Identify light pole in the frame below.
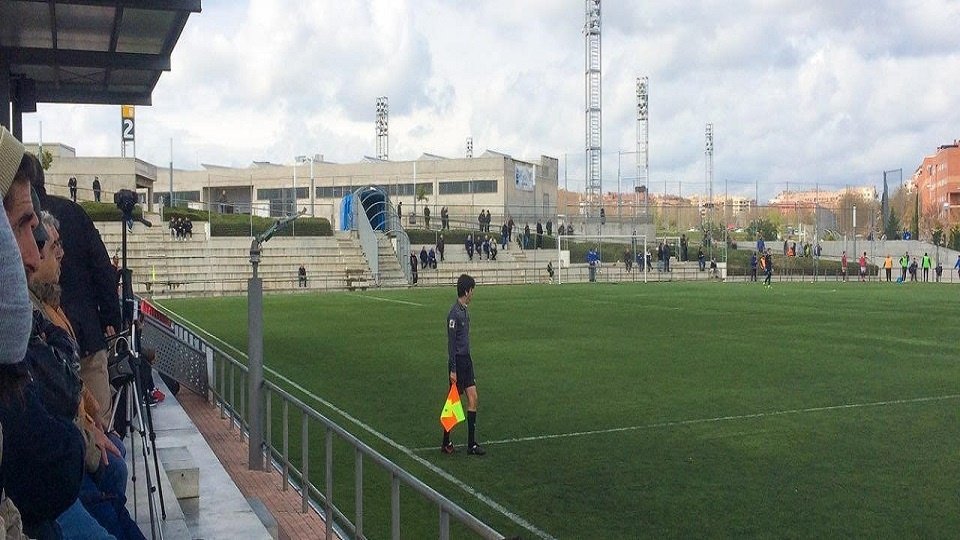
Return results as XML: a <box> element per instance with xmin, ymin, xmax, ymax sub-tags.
<box><xmin>852</xmin><ymin>204</ymin><xmax>857</xmax><ymax>266</ymax></box>
<box><xmin>296</xmin><ymin>154</ymin><xmax>318</xmax><ymax>224</ymax></box>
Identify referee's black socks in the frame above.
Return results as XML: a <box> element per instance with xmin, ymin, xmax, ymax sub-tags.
<box><xmin>442</xmin><ymin>430</ymin><xmax>450</xmax><ymax>447</ymax></box>
<box><xmin>468</xmin><ymin>411</ymin><xmax>477</xmax><ymax>446</ymax></box>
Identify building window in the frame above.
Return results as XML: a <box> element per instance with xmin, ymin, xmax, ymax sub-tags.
<box><xmin>439</xmin><ymin>180</ymin><xmax>498</xmax><ymax>195</ymax></box>
<box><xmin>257</xmin><ymin>187</ymin><xmax>306</xmax><ymax>200</ymax></box>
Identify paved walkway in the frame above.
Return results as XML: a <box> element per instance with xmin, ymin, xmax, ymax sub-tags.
<box><xmin>177</xmin><ymin>391</ymin><xmax>335</xmax><ymax>540</ymax></box>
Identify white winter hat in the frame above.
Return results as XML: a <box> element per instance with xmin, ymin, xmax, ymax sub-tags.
<box><xmin>0</xmin><ymin>127</ymin><xmax>26</xmax><ymax>199</ymax></box>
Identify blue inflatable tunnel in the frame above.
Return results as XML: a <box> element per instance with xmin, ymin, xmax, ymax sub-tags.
<box><xmin>356</xmin><ymin>186</ymin><xmax>389</xmax><ymax>231</ymax></box>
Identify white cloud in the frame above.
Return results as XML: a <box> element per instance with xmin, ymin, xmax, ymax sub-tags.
<box><xmin>19</xmin><ymin>0</ymin><xmax>960</xmax><ymax>201</ymax></box>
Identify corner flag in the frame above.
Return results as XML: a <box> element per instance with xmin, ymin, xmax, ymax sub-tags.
<box><xmin>440</xmin><ymin>384</ymin><xmax>465</xmax><ymax>432</ymax></box>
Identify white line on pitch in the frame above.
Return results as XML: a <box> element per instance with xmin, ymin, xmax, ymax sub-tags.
<box><xmin>354</xmin><ymin>294</ymin><xmax>424</xmax><ymax>306</ymax></box>
<box><xmin>412</xmin><ymin>394</ymin><xmax>960</xmax><ymax>452</ymax></box>
<box><xmin>154</xmin><ymin>302</ymin><xmax>553</xmax><ymax>540</ymax></box>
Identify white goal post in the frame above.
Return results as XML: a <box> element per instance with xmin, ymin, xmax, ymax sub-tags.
<box><xmin>556</xmin><ymin>231</ymin><xmax>650</xmax><ymax>284</ymax></box>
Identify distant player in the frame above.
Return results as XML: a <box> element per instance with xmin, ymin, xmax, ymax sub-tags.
<box><xmin>763</xmin><ymin>250</ymin><xmax>773</xmax><ymax>287</ymax></box>
<box><xmin>442</xmin><ymin>274</ymin><xmax>485</xmax><ymax>456</ymax></box>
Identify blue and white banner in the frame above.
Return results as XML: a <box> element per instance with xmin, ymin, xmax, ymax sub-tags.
<box><xmin>515</xmin><ymin>163</ymin><xmax>535</xmax><ymax>192</ymax></box>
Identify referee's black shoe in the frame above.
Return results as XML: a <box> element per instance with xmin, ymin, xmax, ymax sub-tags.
<box><xmin>468</xmin><ymin>443</ymin><xmax>486</xmax><ymax>456</ymax></box>
<box><xmin>441</xmin><ymin>443</ymin><xmax>456</xmax><ymax>455</ymax></box>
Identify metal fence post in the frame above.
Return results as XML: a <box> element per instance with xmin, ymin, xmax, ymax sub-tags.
<box><xmin>325</xmin><ymin>428</ymin><xmax>333</xmax><ymax>540</ymax></box>
<box><xmin>391</xmin><ymin>474</ymin><xmax>400</xmax><ymax>540</ymax></box>
<box><xmin>355</xmin><ymin>449</ymin><xmax>363</xmax><ymax>539</ymax></box>
<box><xmin>302</xmin><ymin>412</ymin><xmax>310</xmax><ymax>513</ymax></box>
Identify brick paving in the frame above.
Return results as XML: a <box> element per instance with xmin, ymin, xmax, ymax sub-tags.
<box><xmin>177</xmin><ymin>391</ymin><xmax>335</xmax><ymax>540</ymax></box>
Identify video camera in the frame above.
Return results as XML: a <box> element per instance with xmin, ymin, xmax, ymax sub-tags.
<box><xmin>114</xmin><ymin>188</ymin><xmax>138</xmax><ymax>216</ymax></box>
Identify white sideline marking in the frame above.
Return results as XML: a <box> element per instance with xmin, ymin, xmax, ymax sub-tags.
<box><xmin>154</xmin><ymin>302</ymin><xmax>554</xmax><ymax>540</ymax></box>
<box><xmin>412</xmin><ymin>394</ymin><xmax>960</xmax><ymax>451</ymax></box>
<box><xmin>354</xmin><ymin>294</ymin><xmax>424</xmax><ymax>307</ymax></box>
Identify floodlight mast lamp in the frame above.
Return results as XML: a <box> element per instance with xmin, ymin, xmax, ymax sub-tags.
<box><xmin>637</xmin><ymin>76</ymin><xmax>649</xmax><ymax>217</ymax></box>
<box><xmin>584</xmin><ymin>0</ymin><xmax>602</xmax><ymax>227</ymax></box>
<box><xmin>376</xmin><ymin>96</ymin><xmax>389</xmax><ymax>160</ymax></box>
<box><xmin>247</xmin><ymin>211</ymin><xmax>305</xmax><ymax>471</ymax></box>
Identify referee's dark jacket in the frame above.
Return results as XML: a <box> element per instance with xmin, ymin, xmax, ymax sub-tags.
<box><xmin>37</xmin><ymin>188</ymin><xmax>122</xmax><ymax>357</ymax></box>
<box><xmin>447</xmin><ymin>301</ymin><xmax>470</xmax><ymax>372</ymax></box>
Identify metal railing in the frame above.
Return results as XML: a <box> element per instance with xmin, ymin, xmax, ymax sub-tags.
<box><xmin>142</xmin><ymin>301</ymin><xmax>504</xmax><ymax>539</ymax></box>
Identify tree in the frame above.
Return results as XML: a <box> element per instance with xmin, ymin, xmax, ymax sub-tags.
<box><xmin>884</xmin><ymin>208</ymin><xmax>901</xmax><ymax>240</ymax></box>
<box><xmin>949</xmin><ymin>225</ymin><xmax>960</xmax><ymax>251</ymax></box>
<box><xmin>910</xmin><ymin>191</ymin><xmax>920</xmax><ymax>240</ymax></box>
<box><xmin>747</xmin><ymin>217</ymin><xmax>778</xmax><ymax>241</ymax></box>
<box><xmin>39</xmin><ymin>149</ymin><xmax>53</xmax><ymax>170</ymax></box>
<box><xmin>415</xmin><ymin>185</ymin><xmax>428</xmax><ymax>204</ymax></box>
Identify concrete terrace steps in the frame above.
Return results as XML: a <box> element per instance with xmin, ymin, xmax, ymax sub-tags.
<box><xmin>94</xmin><ymin>220</ymin><xmax>377</xmax><ymax>296</ymax></box>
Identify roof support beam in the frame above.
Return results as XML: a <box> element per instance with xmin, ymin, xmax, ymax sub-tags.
<box><xmin>2</xmin><ymin>47</ymin><xmax>171</xmax><ymax>71</ymax></box>
<box><xmin>35</xmin><ymin>85</ymin><xmax>151</xmax><ymax>105</ymax></box>
<box><xmin>17</xmin><ymin>0</ymin><xmax>201</xmax><ymax>12</ymax></box>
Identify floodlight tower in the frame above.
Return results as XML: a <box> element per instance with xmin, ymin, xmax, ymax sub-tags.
<box><xmin>466</xmin><ymin>137</ymin><xmax>473</xmax><ymax>158</ymax></box>
<box><xmin>584</xmin><ymin>0</ymin><xmax>602</xmax><ymax>221</ymax></box>
<box><xmin>637</xmin><ymin>76</ymin><xmax>649</xmax><ymax>216</ymax></box>
<box><xmin>376</xmin><ymin>96</ymin><xmax>389</xmax><ymax>160</ymax></box>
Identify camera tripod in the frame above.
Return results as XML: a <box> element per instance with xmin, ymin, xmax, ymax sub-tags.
<box><xmin>111</xmin><ymin>190</ymin><xmax>166</xmax><ymax>539</ymax></box>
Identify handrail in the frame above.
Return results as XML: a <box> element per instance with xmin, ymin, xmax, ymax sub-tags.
<box><xmin>143</xmin><ymin>300</ymin><xmax>504</xmax><ymax>539</ymax></box>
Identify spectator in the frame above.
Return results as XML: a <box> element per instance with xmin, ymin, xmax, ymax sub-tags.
<box><xmin>32</xmin><ymin>154</ymin><xmax>122</xmax><ymax>428</ymax></box>
<box><xmin>698</xmin><ymin>247</ymin><xmax>705</xmax><ymax>271</ymax></box>
<box><xmin>566</xmin><ymin>223</ymin><xmax>573</xmax><ymax>236</ymax></box>
<box><xmin>397</xmin><ymin>201</ymin><xmax>402</xmax><ymax>223</ymax></box>
<box><xmin>546</xmin><ymin>219</ymin><xmax>552</xmax><ymax>236</ymax></box>
<box><xmin>184</xmin><ymin>217</ymin><xmax>193</xmax><ymax>239</ymax></box>
<box><xmin>420</xmin><ymin>246</ymin><xmax>428</xmax><ymax>269</ymax></box>
<box><xmin>536</xmin><ymin>220</ymin><xmax>543</xmax><ymax>249</ymax></box>
<box><xmin>523</xmin><ymin>223</ymin><xmax>531</xmax><ymax>250</ymax></box>
<box><xmin>1</xmin><ymin>141</ymin><xmax>89</xmax><ymax>538</ymax></box>
<box><xmin>680</xmin><ymin>234</ymin><xmax>688</xmax><ymax>261</ymax></box>
<box><xmin>547</xmin><ymin>260</ymin><xmax>554</xmax><ymax>282</ymax></box>
<box><xmin>709</xmin><ymin>257</ymin><xmax>719</xmax><ymax>278</ymax></box>
<box><xmin>68</xmin><ymin>176</ymin><xmax>78</xmax><ymax>202</ymax></box>
<box><xmin>750</xmin><ymin>252</ymin><xmax>758</xmax><ymax>281</ymax></box>
<box><xmin>437</xmin><ymin>234</ymin><xmax>445</xmax><ymax>262</ymax></box>
<box><xmin>482</xmin><ymin>236</ymin><xmax>490</xmax><ymax>260</ymax></box>
<box><xmin>490</xmin><ymin>241</ymin><xmax>497</xmax><ymax>261</ymax></box>
<box><xmin>623</xmin><ymin>248</ymin><xmax>632</xmax><ymax>272</ymax></box>
<box><xmin>92</xmin><ymin>176</ymin><xmax>102</xmax><ymax>202</ymax></box>
<box><xmin>428</xmin><ymin>248</ymin><xmax>437</xmax><ymax>269</ymax></box>
<box><xmin>298</xmin><ymin>264</ymin><xmax>307</xmax><ymax>287</ymax></box>
<box><xmin>909</xmin><ymin>257</ymin><xmax>918</xmax><ymax>281</ymax></box>
<box><xmin>954</xmin><ymin>255</ymin><xmax>960</xmax><ymax>280</ymax></box>
<box><xmin>424</xmin><ymin>206</ymin><xmax>431</xmax><ymax>228</ymax></box>
<box><xmin>500</xmin><ymin>223</ymin><xmax>509</xmax><ymax>250</ymax></box>
<box><xmin>465</xmin><ymin>234</ymin><xmax>474</xmax><ymax>261</ymax></box>
<box><xmin>662</xmin><ymin>241</ymin><xmax>671</xmax><ymax>272</ymax></box>
<box><xmin>30</xmin><ymin>211</ymin><xmax>142</xmax><ymax>539</ymax></box>
<box><xmin>440</xmin><ymin>206</ymin><xmax>449</xmax><ymax>229</ymax></box>
<box><xmin>936</xmin><ymin>261</ymin><xmax>943</xmax><ymax>282</ymax></box>
<box><xmin>477</xmin><ymin>210</ymin><xmax>484</xmax><ymax>232</ymax></box>
<box><xmin>409</xmin><ymin>252</ymin><xmax>418</xmax><ymax>284</ymax></box>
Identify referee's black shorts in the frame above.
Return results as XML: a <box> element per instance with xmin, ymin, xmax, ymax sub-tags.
<box><xmin>453</xmin><ymin>354</ymin><xmax>476</xmax><ymax>394</ymax></box>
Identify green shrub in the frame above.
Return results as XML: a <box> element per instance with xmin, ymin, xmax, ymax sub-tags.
<box><xmin>80</xmin><ymin>201</ymin><xmax>142</xmax><ymax>221</ymax></box>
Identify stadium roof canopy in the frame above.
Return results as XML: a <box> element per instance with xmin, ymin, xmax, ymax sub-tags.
<box><xmin>0</xmin><ymin>0</ymin><xmax>201</xmax><ymax>130</ymax></box>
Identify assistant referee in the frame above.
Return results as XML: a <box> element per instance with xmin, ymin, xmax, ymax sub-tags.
<box><xmin>442</xmin><ymin>274</ymin><xmax>485</xmax><ymax>456</ymax></box>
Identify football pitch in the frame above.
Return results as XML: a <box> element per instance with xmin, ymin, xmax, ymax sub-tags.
<box><xmin>160</xmin><ymin>281</ymin><xmax>960</xmax><ymax>538</ymax></box>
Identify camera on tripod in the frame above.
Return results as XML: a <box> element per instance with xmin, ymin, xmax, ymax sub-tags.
<box><xmin>114</xmin><ymin>188</ymin><xmax>138</xmax><ymax>216</ymax></box>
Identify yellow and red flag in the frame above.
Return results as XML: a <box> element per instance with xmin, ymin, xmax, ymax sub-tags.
<box><xmin>440</xmin><ymin>384</ymin><xmax>465</xmax><ymax>432</ymax></box>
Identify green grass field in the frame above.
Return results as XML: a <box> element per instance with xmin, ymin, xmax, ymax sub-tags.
<box><xmin>160</xmin><ymin>282</ymin><xmax>960</xmax><ymax>538</ymax></box>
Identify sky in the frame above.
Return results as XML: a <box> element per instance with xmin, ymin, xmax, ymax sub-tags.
<box><xmin>19</xmin><ymin>0</ymin><xmax>960</xmax><ymax>202</ymax></box>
